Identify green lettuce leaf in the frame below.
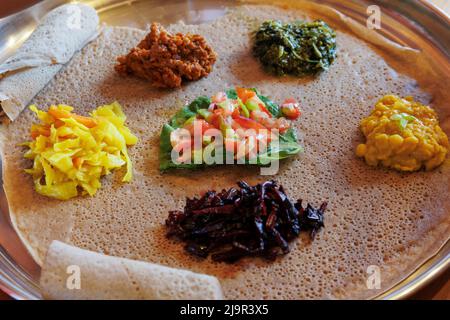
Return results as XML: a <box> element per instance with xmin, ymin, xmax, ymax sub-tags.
<box><xmin>169</xmin><ymin>96</ymin><xmax>211</xmax><ymax>128</ymax></box>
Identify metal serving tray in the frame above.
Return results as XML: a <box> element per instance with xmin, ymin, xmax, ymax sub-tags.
<box><xmin>0</xmin><ymin>0</ymin><xmax>448</xmax><ymax>300</ymax></box>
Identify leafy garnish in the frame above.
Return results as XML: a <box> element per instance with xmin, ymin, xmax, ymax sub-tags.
<box><xmin>170</xmin><ymin>96</ymin><xmax>211</xmax><ymax>128</ymax></box>
<box><xmin>390</xmin><ymin>113</ymin><xmax>418</xmax><ymax>130</ymax></box>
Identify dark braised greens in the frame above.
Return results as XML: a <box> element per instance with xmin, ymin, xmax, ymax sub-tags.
<box><xmin>253</xmin><ymin>20</ymin><xmax>337</xmax><ymax>76</ymax></box>
<box><xmin>166</xmin><ymin>180</ymin><xmax>327</xmax><ymax>263</ymax></box>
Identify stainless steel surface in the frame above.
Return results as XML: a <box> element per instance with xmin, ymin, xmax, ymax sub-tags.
<box><xmin>0</xmin><ymin>0</ymin><xmax>448</xmax><ymax>300</ymax></box>
<box><xmin>377</xmin><ymin>239</ymin><xmax>449</xmax><ymax>299</ymax></box>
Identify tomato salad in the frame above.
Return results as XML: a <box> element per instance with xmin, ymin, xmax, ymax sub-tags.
<box><xmin>159</xmin><ymin>87</ymin><xmax>303</xmax><ymax>169</ymax></box>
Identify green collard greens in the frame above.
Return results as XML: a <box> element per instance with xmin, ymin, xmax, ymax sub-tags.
<box><xmin>253</xmin><ymin>20</ymin><xmax>337</xmax><ymax>76</ymax></box>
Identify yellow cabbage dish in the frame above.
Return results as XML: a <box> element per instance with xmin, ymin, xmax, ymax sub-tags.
<box><xmin>356</xmin><ymin>95</ymin><xmax>449</xmax><ymax>172</ymax></box>
<box><xmin>23</xmin><ymin>102</ymin><xmax>138</xmax><ymax>200</ymax></box>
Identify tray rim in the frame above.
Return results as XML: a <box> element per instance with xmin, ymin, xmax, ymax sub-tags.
<box><xmin>0</xmin><ymin>0</ymin><xmax>449</xmax><ymax>300</ymax></box>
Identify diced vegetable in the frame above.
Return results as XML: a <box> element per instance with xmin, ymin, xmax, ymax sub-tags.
<box><xmin>245</xmin><ymin>98</ymin><xmax>259</xmax><ymax>111</ymax></box>
<box><xmin>159</xmin><ymin>88</ymin><xmax>303</xmax><ymax>170</ymax></box>
<box><xmin>237</xmin><ymin>98</ymin><xmax>250</xmax><ymax>118</ymax></box>
<box><xmin>24</xmin><ymin>102</ymin><xmax>138</xmax><ymax>200</ymax></box>
<box><xmin>211</xmin><ymin>91</ymin><xmax>227</xmax><ymax>103</ymax></box>
<box><xmin>236</xmin><ymin>87</ymin><xmax>256</xmax><ymax>103</ymax></box>
<box><xmin>258</xmin><ymin>101</ymin><xmax>273</xmax><ymax>117</ymax></box>
<box><xmin>197</xmin><ymin>109</ymin><xmax>211</xmax><ymax>119</ymax></box>
<box><xmin>281</xmin><ymin>99</ymin><xmax>301</xmax><ymax>120</ymax></box>
<box><xmin>233</xmin><ymin>116</ymin><xmax>267</xmax><ymax>131</ymax></box>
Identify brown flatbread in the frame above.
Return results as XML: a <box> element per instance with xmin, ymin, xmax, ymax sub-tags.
<box><xmin>1</xmin><ymin>4</ymin><xmax>449</xmax><ymax>299</ymax></box>
<box><xmin>40</xmin><ymin>241</ymin><xmax>223</xmax><ymax>300</ymax></box>
<box><xmin>0</xmin><ymin>3</ymin><xmax>99</xmax><ymax>121</ymax></box>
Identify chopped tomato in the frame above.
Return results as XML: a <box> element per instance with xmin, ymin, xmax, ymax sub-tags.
<box><xmin>236</xmin><ymin>87</ymin><xmax>256</xmax><ymax>103</ymax></box>
<box><xmin>283</xmin><ymin>98</ymin><xmax>297</xmax><ymax>104</ymax></box>
<box><xmin>208</xmin><ymin>115</ymin><xmax>219</xmax><ymax>129</ymax></box>
<box><xmin>206</xmin><ymin>110</ymin><xmax>220</xmax><ymax>128</ymax></box>
<box><xmin>212</xmin><ymin>91</ymin><xmax>227</xmax><ymax>103</ymax></box>
<box><xmin>283</xmin><ymin>108</ymin><xmax>300</xmax><ymax>120</ymax></box>
<box><xmin>206</xmin><ymin>107</ymin><xmax>227</xmax><ymax>124</ymax></box>
<box><xmin>234</xmin><ymin>136</ymin><xmax>259</xmax><ymax>160</ymax></box>
<box><xmin>184</xmin><ymin>119</ymin><xmax>215</xmax><ymax>135</ymax></box>
<box><xmin>201</xmin><ymin>120</ymin><xmax>215</xmax><ymax>133</ymax></box>
<box><xmin>281</xmin><ymin>99</ymin><xmax>301</xmax><ymax>120</ymax></box>
<box><xmin>224</xmin><ymin>138</ymin><xmax>238</xmax><ymax>154</ymax></box>
<box><xmin>233</xmin><ymin>116</ymin><xmax>267</xmax><ymax>131</ymax></box>
<box><xmin>258</xmin><ymin>103</ymin><xmax>272</xmax><ymax>117</ymax></box>
<box><xmin>231</xmin><ymin>107</ymin><xmax>240</xmax><ymax>119</ymax></box>
<box><xmin>275</xmin><ymin>118</ymin><xmax>290</xmax><ymax>133</ymax></box>
<box><xmin>172</xmin><ymin>139</ymin><xmax>192</xmax><ymax>153</ymax></box>
<box><xmin>231</xmin><ymin>119</ymin><xmax>243</xmax><ymax>131</ymax></box>
<box><xmin>250</xmin><ymin>110</ymin><xmax>268</xmax><ymax>122</ymax></box>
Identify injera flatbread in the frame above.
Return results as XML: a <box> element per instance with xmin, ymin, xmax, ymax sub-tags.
<box><xmin>41</xmin><ymin>241</ymin><xmax>223</xmax><ymax>300</ymax></box>
<box><xmin>1</xmin><ymin>4</ymin><xmax>449</xmax><ymax>299</ymax></box>
<box><xmin>0</xmin><ymin>3</ymin><xmax>99</xmax><ymax>121</ymax></box>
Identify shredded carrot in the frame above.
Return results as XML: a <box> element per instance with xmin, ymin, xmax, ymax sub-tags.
<box><xmin>48</xmin><ymin>106</ymin><xmax>97</xmax><ymax>128</ymax></box>
<box><xmin>31</xmin><ymin>126</ymin><xmax>50</xmax><ymax>139</ymax></box>
<box><xmin>72</xmin><ymin>157</ymin><xmax>83</xmax><ymax>168</ymax></box>
<box><xmin>71</xmin><ymin>114</ymin><xmax>97</xmax><ymax>128</ymax></box>
<box><xmin>47</xmin><ymin>107</ymin><xmax>71</xmax><ymax>119</ymax></box>
<box><xmin>54</xmin><ymin>119</ymin><xmax>66</xmax><ymax>128</ymax></box>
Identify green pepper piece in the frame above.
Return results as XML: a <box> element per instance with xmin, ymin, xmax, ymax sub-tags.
<box><xmin>237</xmin><ymin>98</ymin><xmax>250</xmax><ymax>118</ymax></box>
<box><xmin>245</xmin><ymin>98</ymin><xmax>259</xmax><ymax>112</ymax></box>
<box><xmin>197</xmin><ymin>109</ymin><xmax>211</xmax><ymax>119</ymax></box>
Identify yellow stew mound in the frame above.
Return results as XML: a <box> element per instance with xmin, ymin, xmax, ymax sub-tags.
<box><xmin>356</xmin><ymin>95</ymin><xmax>449</xmax><ymax>172</ymax></box>
<box><xmin>24</xmin><ymin>102</ymin><xmax>138</xmax><ymax>200</ymax></box>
